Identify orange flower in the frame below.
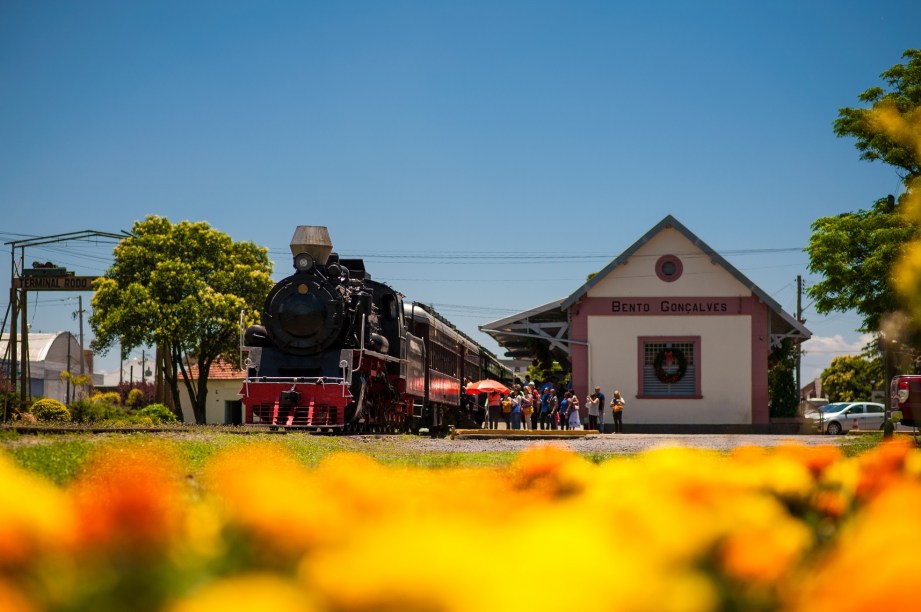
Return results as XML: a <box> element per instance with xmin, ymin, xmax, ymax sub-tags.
<box><xmin>0</xmin><ymin>578</ymin><xmax>36</xmax><ymax>612</ymax></box>
<box><xmin>507</xmin><ymin>443</ymin><xmax>591</xmax><ymax>497</ymax></box>
<box><xmin>788</xmin><ymin>481</ymin><xmax>921</xmax><ymax>612</ymax></box>
<box><xmin>854</xmin><ymin>438</ymin><xmax>916</xmax><ymax>501</ymax></box>
<box><xmin>772</xmin><ymin>444</ymin><xmax>843</xmax><ymax>478</ymax></box>
<box><xmin>69</xmin><ymin>443</ymin><xmax>186</xmax><ymax>553</ymax></box>
<box><xmin>811</xmin><ymin>489</ymin><xmax>849</xmax><ymax>519</ymax></box>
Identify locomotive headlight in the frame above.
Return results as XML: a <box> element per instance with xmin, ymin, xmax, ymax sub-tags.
<box><xmin>294</xmin><ymin>252</ymin><xmax>314</xmax><ymax>273</ymax></box>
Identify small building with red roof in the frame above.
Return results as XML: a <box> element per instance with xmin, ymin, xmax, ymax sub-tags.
<box><xmin>177</xmin><ymin>359</ymin><xmax>245</xmax><ymax>424</ymax></box>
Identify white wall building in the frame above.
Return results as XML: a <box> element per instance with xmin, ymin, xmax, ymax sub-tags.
<box><xmin>482</xmin><ymin>216</ymin><xmax>810</xmax><ymax>432</ymax></box>
<box><xmin>176</xmin><ymin>360</ymin><xmax>245</xmax><ymax>425</ymax></box>
<box><xmin>1</xmin><ymin>332</ymin><xmax>101</xmax><ymax>403</ymax></box>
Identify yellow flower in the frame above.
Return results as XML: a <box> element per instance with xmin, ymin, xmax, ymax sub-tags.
<box><xmin>168</xmin><ymin>573</ymin><xmax>317</xmax><ymax>612</ymax></box>
<box><xmin>0</xmin><ymin>451</ymin><xmax>74</xmax><ymax>568</ymax></box>
<box><xmin>300</xmin><ymin>513</ymin><xmax>716</xmax><ymax>612</ymax></box>
<box><xmin>203</xmin><ymin>443</ymin><xmax>340</xmax><ymax>555</ymax></box>
<box><xmin>716</xmin><ymin>496</ymin><xmax>813</xmax><ymax>583</ymax></box>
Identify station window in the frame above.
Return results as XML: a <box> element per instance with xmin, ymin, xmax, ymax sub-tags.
<box><xmin>638</xmin><ymin>337</ymin><xmax>700</xmax><ymax>398</ymax></box>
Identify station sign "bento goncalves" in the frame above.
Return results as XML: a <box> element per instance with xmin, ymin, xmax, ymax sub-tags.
<box><xmin>13</xmin><ymin>276</ymin><xmax>99</xmax><ymax>291</ymax></box>
<box><xmin>611</xmin><ymin>298</ymin><xmax>732</xmax><ymax>314</ymax></box>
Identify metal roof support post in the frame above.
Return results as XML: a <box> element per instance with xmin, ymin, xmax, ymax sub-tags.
<box><xmin>19</xmin><ymin>282</ymin><xmax>28</xmax><ymax>401</ymax></box>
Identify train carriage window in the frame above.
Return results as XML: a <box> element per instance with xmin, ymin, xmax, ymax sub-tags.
<box><xmin>431</xmin><ymin>342</ymin><xmax>459</xmax><ymax>377</ymax></box>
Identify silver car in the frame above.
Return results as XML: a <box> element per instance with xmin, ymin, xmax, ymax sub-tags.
<box><xmin>805</xmin><ymin>401</ymin><xmax>886</xmax><ymax>435</ymax></box>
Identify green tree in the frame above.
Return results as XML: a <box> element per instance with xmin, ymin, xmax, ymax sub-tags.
<box><xmin>808</xmin><ymin>49</ymin><xmax>921</xmax><ymax>338</ymax></box>
<box><xmin>806</xmin><ymin>196</ymin><xmax>918</xmax><ymax>334</ymax></box>
<box><xmin>90</xmin><ymin>216</ymin><xmax>273</xmax><ymax>424</ymax></box>
<box><xmin>833</xmin><ymin>48</ymin><xmax>921</xmax><ymax>180</ymax></box>
<box><xmin>768</xmin><ymin>340</ymin><xmax>798</xmax><ymax>418</ymax></box>
<box><xmin>820</xmin><ymin>354</ymin><xmax>883</xmax><ymax>402</ymax></box>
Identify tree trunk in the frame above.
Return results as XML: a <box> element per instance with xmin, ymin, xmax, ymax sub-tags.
<box><xmin>158</xmin><ymin>343</ymin><xmax>184</xmax><ymax>422</ymax></box>
<box><xmin>193</xmin><ymin>383</ymin><xmax>208</xmax><ymax>424</ymax></box>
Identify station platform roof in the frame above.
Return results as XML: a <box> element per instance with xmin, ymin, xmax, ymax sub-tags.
<box><xmin>479</xmin><ymin>298</ymin><xmax>572</xmax><ymax>364</ymax></box>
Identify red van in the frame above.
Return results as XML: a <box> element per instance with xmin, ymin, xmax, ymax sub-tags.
<box><xmin>891</xmin><ymin>375</ymin><xmax>921</xmax><ymax>427</ymax></box>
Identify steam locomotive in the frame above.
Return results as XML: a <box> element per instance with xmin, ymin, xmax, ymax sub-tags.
<box><xmin>240</xmin><ymin>226</ymin><xmax>511</xmax><ymax>434</ymax></box>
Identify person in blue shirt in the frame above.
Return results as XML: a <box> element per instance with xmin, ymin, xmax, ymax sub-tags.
<box><xmin>510</xmin><ymin>390</ymin><xmax>522</xmax><ymax>430</ymax></box>
<box><xmin>595</xmin><ymin>387</ymin><xmax>606</xmax><ymax>433</ymax></box>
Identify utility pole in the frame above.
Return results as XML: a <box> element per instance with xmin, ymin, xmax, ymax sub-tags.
<box><xmin>20</xmin><ymin>278</ymin><xmax>28</xmax><ymax>401</ymax></box>
<box><xmin>77</xmin><ymin>295</ymin><xmax>85</xmax><ymax>375</ymax></box>
<box><xmin>65</xmin><ymin>335</ymin><xmax>72</xmax><ymax>405</ymax></box>
<box><xmin>796</xmin><ymin>275</ymin><xmax>804</xmax><ymax>406</ymax></box>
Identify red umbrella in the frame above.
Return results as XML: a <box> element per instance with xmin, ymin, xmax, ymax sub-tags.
<box><xmin>465</xmin><ymin>379</ymin><xmax>510</xmax><ymax>395</ymax></box>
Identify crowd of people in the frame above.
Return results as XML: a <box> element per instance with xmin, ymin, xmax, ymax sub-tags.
<box><xmin>463</xmin><ymin>377</ymin><xmax>626</xmax><ymax>433</ymax></box>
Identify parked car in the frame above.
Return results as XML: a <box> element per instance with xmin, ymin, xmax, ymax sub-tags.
<box><xmin>804</xmin><ymin>401</ymin><xmax>886</xmax><ymax>435</ymax></box>
<box><xmin>891</xmin><ymin>375</ymin><xmax>921</xmax><ymax>428</ymax></box>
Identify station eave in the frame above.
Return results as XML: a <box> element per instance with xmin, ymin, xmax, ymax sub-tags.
<box><xmin>479</xmin><ymin>298</ymin><xmax>570</xmax><ymax>361</ymax></box>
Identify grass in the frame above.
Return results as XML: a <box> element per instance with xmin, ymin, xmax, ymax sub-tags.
<box><xmin>1</xmin><ymin>426</ymin><xmax>903</xmax><ymax>485</ymax></box>
<box><xmin>839</xmin><ymin>430</ymin><xmax>918</xmax><ymax>456</ymax></box>
<box><xmin>0</xmin><ymin>429</ymin><xmax>527</xmax><ymax>484</ymax></box>
<box><xmin>6</xmin><ymin>437</ymin><xmax>98</xmax><ymax>485</ymax></box>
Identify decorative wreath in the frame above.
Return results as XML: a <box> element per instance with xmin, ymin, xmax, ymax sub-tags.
<box><xmin>653</xmin><ymin>347</ymin><xmax>687</xmax><ymax>384</ymax></box>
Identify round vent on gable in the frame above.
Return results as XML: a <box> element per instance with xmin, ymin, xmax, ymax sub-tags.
<box><xmin>655</xmin><ymin>255</ymin><xmax>683</xmax><ymax>282</ymax></box>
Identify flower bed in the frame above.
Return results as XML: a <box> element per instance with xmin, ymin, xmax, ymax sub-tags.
<box><xmin>1</xmin><ymin>439</ymin><xmax>919</xmax><ymax>611</ymax></box>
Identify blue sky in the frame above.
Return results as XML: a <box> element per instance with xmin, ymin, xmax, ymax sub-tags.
<box><xmin>1</xmin><ymin>1</ymin><xmax>918</xmax><ymax>383</ymax></box>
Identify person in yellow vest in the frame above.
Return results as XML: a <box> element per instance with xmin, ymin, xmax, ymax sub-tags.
<box><xmin>520</xmin><ymin>389</ymin><xmax>533</xmax><ymax>430</ymax></box>
<box><xmin>610</xmin><ymin>390</ymin><xmax>625</xmax><ymax>433</ymax></box>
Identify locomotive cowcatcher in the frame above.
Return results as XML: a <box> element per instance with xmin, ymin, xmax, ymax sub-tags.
<box><xmin>240</xmin><ymin>226</ymin><xmax>509</xmax><ymax>434</ymax></box>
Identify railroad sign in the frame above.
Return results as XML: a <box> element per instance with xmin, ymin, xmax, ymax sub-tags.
<box><xmin>13</xmin><ymin>275</ymin><xmax>99</xmax><ymax>291</ymax></box>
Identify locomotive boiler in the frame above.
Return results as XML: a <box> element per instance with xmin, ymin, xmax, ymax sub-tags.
<box><xmin>240</xmin><ymin>226</ymin><xmax>509</xmax><ymax>434</ymax></box>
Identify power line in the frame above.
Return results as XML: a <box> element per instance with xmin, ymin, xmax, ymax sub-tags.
<box><xmin>267</xmin><ymin>246</ymin><xmax>805</xmax><ymax>262</ymax></box>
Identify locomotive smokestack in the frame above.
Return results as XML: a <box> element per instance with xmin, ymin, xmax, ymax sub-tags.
<box><xmin>290</xmin><ymin>226</ymin><xmax>334</xmax><ymax>266</ymax></box>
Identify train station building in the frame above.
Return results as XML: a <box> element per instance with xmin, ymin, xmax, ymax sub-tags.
<box><xmin>481</xmin><ymin>215</ymin><xmax>810</xmax><ymax>432</ymax></box>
